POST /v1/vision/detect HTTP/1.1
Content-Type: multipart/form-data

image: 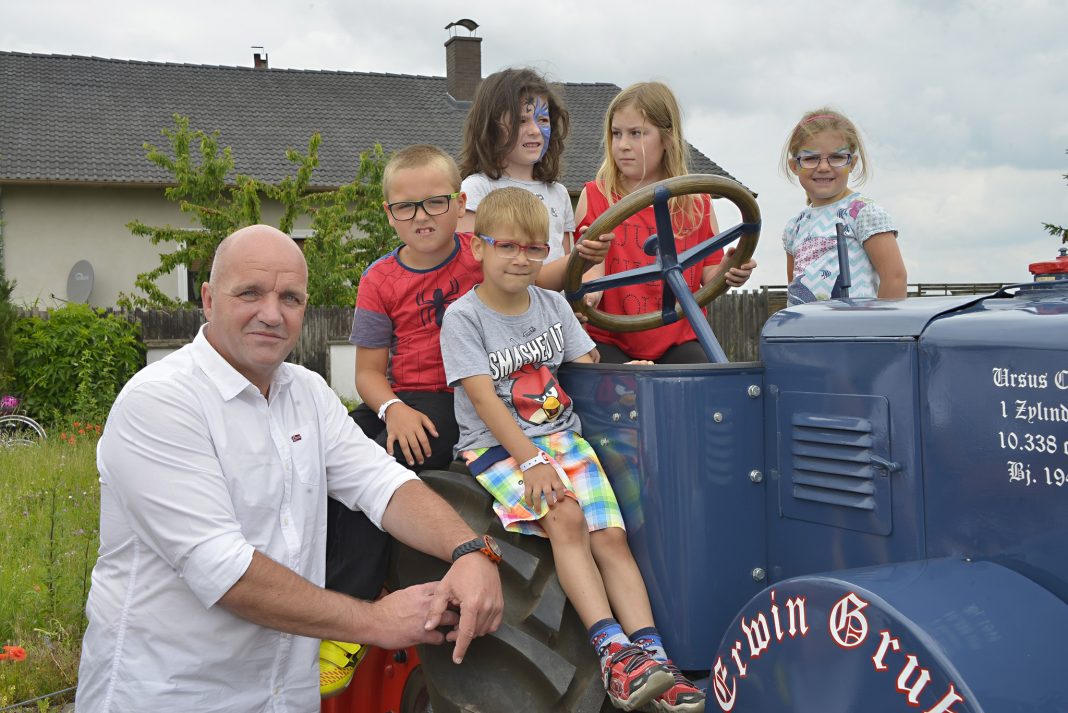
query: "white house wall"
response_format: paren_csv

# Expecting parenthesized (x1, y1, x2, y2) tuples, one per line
(2, 184, 296, 308)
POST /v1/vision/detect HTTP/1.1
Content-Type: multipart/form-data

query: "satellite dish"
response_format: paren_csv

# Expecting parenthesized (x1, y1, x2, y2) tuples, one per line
(67, 260, 94, 303)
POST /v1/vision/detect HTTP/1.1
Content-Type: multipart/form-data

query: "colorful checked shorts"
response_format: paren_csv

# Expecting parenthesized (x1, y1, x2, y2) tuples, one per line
(461, 430, 625, 537)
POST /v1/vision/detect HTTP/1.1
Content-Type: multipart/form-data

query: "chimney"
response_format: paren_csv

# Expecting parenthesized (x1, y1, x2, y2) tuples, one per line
(444, 19, 481, 102)
(252, 46, 268, 70)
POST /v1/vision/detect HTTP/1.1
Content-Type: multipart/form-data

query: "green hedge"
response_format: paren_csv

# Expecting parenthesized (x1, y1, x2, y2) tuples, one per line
(0, 269, 15, 392)
(12, 304, 144, 426)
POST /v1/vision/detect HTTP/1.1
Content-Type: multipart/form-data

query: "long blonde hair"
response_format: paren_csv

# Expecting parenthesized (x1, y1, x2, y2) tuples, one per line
(780, 107, 871, 186)
(594, 82, 705, 236)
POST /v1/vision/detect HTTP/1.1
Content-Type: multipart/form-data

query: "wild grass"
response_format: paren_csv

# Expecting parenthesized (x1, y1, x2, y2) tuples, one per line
(0, 423, 101, 710)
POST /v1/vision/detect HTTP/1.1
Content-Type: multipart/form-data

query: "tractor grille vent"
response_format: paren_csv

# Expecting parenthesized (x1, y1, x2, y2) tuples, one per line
(790, 413, 876, 510)
(777, 392, 893, 536)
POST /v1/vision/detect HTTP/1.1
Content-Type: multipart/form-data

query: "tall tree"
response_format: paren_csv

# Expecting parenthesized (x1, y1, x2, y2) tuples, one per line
(302, 144, 398, 307)
(1043, 148, 1068, 245)
(119, 115, 397, 308)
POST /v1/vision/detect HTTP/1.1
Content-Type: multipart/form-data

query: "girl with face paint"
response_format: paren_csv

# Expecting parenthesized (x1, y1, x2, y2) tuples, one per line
(459, 68, 609, 280)
(576, 81, 758, 364)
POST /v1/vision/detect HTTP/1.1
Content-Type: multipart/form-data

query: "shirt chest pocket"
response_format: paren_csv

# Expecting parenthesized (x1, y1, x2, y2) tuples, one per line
(287, 422, 322, 487)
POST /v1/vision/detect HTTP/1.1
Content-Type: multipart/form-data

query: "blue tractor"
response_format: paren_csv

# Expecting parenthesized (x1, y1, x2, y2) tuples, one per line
(388, 176, 1068, 712)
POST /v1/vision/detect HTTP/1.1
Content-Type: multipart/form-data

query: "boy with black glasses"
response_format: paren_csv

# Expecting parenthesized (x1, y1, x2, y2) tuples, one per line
(323, 146, 607, 697)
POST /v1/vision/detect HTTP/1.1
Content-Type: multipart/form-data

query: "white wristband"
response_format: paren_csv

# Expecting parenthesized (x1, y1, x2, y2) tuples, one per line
(377, 398, 402, 421)
(519, 451, 551, 472)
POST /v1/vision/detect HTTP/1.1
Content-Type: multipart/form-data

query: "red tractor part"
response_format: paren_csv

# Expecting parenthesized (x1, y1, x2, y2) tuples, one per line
(321, 645, 426, 713)
(1028, 247, 1068, 281)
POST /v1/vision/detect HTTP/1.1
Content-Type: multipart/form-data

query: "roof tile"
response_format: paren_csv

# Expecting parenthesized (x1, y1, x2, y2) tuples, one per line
(0, 52, 742, 190)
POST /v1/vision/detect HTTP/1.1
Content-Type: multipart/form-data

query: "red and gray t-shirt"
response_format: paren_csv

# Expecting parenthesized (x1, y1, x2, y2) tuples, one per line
(350, 233, 481, 392)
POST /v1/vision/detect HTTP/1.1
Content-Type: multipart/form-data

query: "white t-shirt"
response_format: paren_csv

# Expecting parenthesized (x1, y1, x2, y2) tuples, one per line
(76, 326, 417, 713)
(782, 192, 897, 305)
(461, 173, 576, 264)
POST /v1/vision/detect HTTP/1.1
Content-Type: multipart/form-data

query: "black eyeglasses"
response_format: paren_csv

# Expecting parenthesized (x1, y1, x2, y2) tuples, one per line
(792, 153, 853, 170)
(479, 235, 551, 262)
(386, 192, 460, 221)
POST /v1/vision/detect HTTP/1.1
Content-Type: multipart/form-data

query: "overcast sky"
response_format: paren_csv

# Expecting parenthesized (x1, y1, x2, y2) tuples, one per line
(5, 0, 1067, 286)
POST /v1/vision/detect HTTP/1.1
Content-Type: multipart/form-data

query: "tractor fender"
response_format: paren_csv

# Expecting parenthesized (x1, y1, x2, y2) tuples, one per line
(708, 557, 1068, 713)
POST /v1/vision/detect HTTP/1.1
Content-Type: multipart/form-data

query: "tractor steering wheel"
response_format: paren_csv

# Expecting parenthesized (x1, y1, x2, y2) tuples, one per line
(564, 174, 761, 363)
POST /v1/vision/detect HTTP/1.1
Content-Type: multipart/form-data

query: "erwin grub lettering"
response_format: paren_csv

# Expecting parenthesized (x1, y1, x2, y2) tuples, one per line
(712, 590, 809, 711)
(713, 590, 967, 712)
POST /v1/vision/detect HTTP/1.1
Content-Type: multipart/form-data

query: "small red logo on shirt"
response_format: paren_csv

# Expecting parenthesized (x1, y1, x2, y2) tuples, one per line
(291, 434, 302, 442)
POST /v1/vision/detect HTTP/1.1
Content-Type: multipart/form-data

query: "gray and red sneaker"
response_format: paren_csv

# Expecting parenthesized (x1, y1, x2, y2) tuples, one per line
(649, 660, 705, 713)
(600, 642, 674, 711)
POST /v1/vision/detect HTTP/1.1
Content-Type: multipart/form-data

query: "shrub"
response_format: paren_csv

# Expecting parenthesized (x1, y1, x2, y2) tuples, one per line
(12, 304, 144, 425)
(0, 266, 15, 392)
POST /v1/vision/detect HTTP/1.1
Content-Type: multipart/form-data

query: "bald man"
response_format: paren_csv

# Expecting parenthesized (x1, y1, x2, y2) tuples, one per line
(76, 225, 502, 713)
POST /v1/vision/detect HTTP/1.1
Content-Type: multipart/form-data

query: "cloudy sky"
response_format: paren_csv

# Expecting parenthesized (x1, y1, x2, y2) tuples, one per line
(5, 0, 1067, 286)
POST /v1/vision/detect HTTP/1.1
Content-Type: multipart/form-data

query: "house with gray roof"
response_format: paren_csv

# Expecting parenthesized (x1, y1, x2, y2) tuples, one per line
(0, 28, 739, 307)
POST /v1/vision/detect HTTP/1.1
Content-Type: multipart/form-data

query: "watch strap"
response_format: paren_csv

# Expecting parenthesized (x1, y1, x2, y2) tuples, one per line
(451, 535, 501, 564)
(519, 451, 550, 472)
(377, 398, 402, 421)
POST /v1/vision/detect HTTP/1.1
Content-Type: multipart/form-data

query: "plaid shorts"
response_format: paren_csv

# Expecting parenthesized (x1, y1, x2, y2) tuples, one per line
(461, 430, 625, 537)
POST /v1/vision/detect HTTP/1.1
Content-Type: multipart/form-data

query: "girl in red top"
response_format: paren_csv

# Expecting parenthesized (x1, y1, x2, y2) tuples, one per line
(576, 82, 757, 363)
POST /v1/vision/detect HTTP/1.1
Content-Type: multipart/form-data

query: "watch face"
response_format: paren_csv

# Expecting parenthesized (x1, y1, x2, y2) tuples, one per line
(483, 536, 502, 558)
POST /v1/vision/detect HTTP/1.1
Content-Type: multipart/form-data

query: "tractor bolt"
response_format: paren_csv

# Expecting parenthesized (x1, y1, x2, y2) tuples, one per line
(612, 413, 621, 422)
(747, 385, 761, 399)
(751, 567, 766, 582)
(599, 437, 610, 447)
(629, 410, 638, 420)
(713, 412, 724, 423)
(749, 469, 763, 483)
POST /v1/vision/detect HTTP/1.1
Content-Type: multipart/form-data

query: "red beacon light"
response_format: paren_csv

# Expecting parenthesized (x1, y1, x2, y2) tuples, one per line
(1029, 246, 1068, 283)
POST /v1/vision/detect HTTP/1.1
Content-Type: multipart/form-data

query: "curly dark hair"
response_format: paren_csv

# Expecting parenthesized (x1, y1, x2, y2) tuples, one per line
(458, 67, 570, 183)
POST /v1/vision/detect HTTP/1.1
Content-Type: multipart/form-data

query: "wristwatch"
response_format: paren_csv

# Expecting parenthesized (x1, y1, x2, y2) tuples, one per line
(451, 535, 502, 564)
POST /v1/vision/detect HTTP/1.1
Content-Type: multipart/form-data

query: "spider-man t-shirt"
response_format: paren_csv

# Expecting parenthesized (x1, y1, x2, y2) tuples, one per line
(350, 233, 480, 392)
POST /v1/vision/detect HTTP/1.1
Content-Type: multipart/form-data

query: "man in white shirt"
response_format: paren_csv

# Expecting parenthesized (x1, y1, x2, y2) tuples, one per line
(76, 225, 503, 713)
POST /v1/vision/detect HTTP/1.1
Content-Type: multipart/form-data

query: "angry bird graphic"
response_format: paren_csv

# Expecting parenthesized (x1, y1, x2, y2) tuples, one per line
(511, 363, 571, 425)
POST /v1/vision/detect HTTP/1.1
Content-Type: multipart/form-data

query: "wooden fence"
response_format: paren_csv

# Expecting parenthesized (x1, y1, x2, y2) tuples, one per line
(18, 282, 1006, 378)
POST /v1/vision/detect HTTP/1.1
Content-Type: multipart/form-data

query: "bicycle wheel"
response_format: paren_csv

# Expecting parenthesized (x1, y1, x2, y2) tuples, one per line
(0, 415, 47, 447)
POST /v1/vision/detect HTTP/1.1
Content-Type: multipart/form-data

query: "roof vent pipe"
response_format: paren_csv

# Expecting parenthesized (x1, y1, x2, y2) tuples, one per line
(252, 46, 268, 70)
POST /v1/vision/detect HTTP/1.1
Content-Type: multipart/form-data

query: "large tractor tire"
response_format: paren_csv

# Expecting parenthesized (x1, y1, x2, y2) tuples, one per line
(388, 468, 611, 713)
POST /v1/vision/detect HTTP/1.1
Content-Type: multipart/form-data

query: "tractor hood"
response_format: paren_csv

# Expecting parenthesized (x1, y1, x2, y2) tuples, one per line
(763, 294, 988, 339)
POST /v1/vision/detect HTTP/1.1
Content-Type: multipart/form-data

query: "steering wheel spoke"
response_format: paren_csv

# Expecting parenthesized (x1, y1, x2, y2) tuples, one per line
(567, 263, 665, 300)
(565, 175, 761, 362)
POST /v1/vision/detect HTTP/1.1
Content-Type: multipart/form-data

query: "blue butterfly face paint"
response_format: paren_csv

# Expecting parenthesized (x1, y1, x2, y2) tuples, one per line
(533, 97, 551, 161)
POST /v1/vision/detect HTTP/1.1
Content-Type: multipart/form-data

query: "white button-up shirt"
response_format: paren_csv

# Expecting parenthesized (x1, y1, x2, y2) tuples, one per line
(76, 327, 417, 713)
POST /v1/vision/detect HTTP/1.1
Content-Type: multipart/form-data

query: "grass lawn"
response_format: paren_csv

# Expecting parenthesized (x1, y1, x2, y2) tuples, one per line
(0, 424, 101, 709)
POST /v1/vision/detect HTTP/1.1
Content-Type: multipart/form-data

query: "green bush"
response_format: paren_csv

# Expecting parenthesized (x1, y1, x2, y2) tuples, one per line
(0, 267, 15, 392)
(12, 304, 144, 425)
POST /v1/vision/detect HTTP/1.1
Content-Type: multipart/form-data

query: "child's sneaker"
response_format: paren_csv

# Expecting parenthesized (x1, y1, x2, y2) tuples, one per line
(319, 640, 367, 698)
(649, 660, 705, 713)
(600, 642, 674, 711)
